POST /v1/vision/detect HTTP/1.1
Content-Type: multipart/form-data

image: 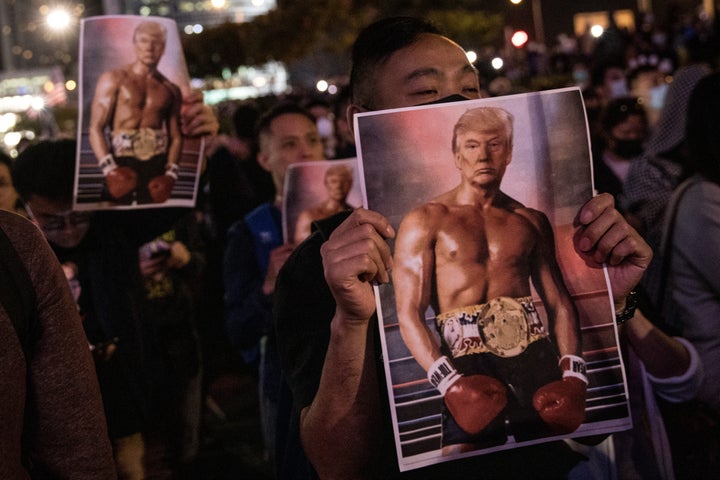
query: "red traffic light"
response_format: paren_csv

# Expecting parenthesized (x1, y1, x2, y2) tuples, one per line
(511, 30, 529, 48)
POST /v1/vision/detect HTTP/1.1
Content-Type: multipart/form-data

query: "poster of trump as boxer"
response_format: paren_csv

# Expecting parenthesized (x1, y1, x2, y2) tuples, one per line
(282, 158, 362, 244)
(75, 15, 203, 210)
(354, 87, 631, 472)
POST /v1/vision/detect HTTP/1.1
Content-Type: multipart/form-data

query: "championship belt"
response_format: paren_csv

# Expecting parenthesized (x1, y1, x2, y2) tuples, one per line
(436, 296, 548, 359)
(112, 128, 168, 161)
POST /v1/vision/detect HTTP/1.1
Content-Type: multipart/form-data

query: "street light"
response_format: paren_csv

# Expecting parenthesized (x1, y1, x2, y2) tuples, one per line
(509, 0, 545, 45)
(45, 7, 72, 32)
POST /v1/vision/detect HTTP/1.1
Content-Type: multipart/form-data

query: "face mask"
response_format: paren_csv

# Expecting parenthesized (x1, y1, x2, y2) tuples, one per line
(612, 138, 643, 158)
(316, 116, 334, 138)
(573, 70, 588, 86)
(609, 79, 629, 99)
(650, 83, 669, 110)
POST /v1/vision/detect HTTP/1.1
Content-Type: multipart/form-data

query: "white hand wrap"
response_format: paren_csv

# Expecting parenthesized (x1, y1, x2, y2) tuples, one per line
(165, 163, 179, 180)
(559, 354, 588, 384)
(427, 355, 462, 396)
(99, 154, 117, 175)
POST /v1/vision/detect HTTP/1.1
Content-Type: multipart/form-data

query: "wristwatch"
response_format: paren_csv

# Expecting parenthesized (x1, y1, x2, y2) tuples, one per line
(615, 290, 639, 325)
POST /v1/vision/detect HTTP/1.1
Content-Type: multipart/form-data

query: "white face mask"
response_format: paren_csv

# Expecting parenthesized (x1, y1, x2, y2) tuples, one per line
(609, 79, 629, 99)
(650, 83, 669, 110)
(316, 116, 334, 138)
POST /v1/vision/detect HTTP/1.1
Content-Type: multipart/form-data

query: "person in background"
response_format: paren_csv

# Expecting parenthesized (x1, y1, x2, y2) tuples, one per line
(657, 71, 720, 479)
(0, 208, 117, 478)
(223, 102, 325, 467)
(12, 96, 217, 479)
(304, 97, 337, 159)
(593, 96, 649, 199)
(274, 16, 652, 479)
(0, 152, 27, 216)
(621, 62, 712, 306)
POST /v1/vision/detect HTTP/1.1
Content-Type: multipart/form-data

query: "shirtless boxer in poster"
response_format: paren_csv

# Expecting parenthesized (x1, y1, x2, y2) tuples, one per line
(293, 163, 355, 243)
(89, 20, 182, 205)
(393, 106, 587, 455)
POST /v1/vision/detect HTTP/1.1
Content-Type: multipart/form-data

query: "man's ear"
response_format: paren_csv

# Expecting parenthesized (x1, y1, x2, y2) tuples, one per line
(256, 151, 271, 173)
(346, 103, 366, 137)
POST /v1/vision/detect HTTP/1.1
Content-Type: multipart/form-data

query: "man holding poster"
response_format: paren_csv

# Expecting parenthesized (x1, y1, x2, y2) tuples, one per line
(393, 106, 586, 455)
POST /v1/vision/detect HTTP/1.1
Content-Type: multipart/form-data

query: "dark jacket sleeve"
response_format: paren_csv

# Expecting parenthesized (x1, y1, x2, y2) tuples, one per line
(273, 211, 351, 412)
(223, 219, 272, 363)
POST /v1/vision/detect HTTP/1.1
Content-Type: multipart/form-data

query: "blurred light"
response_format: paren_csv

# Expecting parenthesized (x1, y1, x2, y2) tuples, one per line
(251, 0, 266, 6)
(46, 7, 71, 31)
(511, 30, 529, 48)
(30, 96, 45, 111)
(316, 80, 329, 93)
(327, 84, 338, 95)
(510, 0, 523, 4)
(466, 50, 477, 63)
(193, 24, 203, 34)
(139, 6, 151, 16)
(4, 131, 22, 147)
(184, 25, 194, 35)
(491, 57, 504, 70)
(211, 0, 226, 7)
(65, 80, 77, 91)
(0, 113, 18, 133)
(252, 76, 268, 88)
(590, 25, 604, 38)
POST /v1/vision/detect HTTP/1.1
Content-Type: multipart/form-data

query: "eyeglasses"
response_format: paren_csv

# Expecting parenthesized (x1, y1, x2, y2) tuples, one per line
(27, 205, 92, 232)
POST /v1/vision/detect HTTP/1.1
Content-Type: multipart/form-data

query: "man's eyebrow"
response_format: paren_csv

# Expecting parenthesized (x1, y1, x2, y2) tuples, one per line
(461, 63, 479, 76)
(404, 67, 441, 82)
(405, 64, 479, 82)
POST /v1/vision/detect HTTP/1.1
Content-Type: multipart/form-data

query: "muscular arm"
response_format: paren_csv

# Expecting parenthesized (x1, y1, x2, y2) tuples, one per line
(164, 83, 183, 169)
(293, 210, 313, 244)
(88, 71, 119, 163)
(394, 206, 442, 370)
(527, 210, 582, 357)
(276, 209, 393, 479)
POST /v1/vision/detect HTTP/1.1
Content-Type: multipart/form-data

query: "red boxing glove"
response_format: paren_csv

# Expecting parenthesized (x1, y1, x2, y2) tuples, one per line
(148, 174, 175, 203)
(428, 356, 507, 435)
(105, 166, 138, 199)
(533, 354, 588, 434)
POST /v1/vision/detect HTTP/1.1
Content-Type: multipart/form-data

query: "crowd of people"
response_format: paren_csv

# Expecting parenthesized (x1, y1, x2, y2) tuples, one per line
(1, 8, 719, 480)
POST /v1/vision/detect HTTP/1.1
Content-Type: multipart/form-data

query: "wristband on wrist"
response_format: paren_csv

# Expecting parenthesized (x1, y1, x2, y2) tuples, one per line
(99, 154, 116, 175)
(559, 354, 588, 384)
(427, 355, 462, 396)
(614, 290, 639, 325)
(165, 163, 179, 180)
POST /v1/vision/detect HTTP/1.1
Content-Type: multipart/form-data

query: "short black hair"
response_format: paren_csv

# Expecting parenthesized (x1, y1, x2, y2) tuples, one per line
(599, 96, 647, 133)
(13, 139, 76, 202)
(349, 16, 441, 108)
(255, 101, 317, 141)
(232, 102, 261, 139)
